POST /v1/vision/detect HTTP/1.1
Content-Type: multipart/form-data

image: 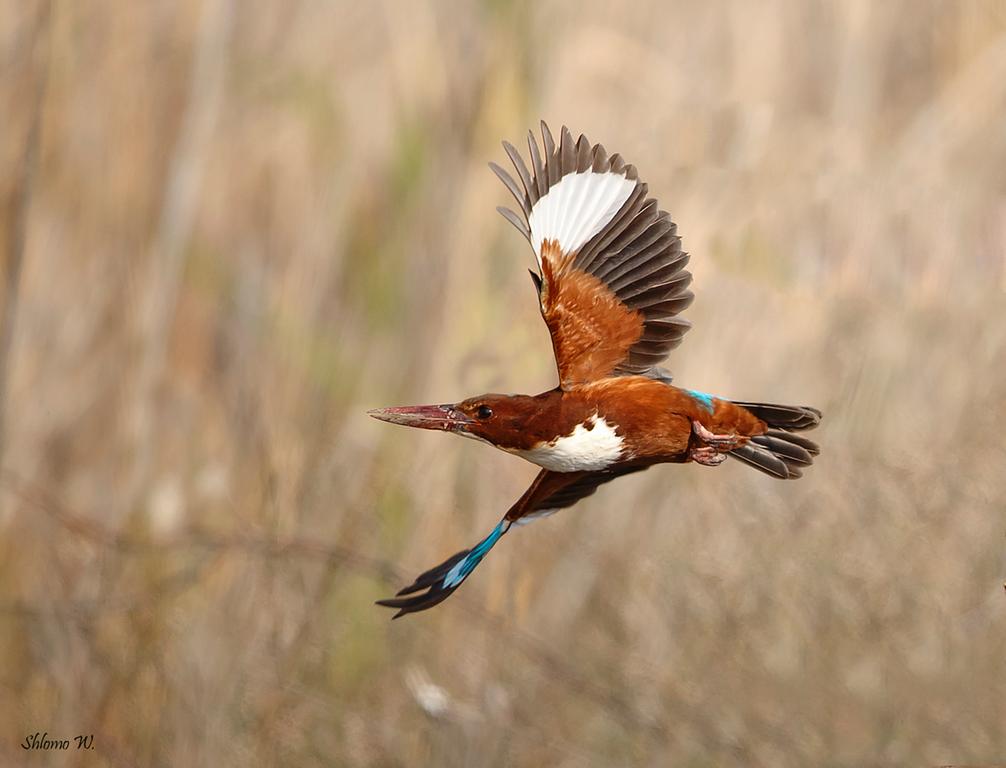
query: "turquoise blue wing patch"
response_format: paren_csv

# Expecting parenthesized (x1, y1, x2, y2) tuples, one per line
(686, 389, 715, 413)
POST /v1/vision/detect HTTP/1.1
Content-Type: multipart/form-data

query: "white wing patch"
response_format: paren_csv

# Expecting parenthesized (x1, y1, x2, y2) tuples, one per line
(528, 171, 636, 263)
(515, 414, 624, 472)
(512, 508, 559, 527)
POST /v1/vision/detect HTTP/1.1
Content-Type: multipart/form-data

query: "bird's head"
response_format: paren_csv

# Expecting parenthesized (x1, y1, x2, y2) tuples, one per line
(368, 392, 556, 451)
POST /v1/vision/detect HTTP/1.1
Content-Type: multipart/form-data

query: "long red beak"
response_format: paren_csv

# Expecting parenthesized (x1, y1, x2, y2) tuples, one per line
(367, 404, 473, 432)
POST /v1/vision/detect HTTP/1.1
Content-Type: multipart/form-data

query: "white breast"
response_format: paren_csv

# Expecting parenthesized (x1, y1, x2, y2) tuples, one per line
(515, 414, 624, 472)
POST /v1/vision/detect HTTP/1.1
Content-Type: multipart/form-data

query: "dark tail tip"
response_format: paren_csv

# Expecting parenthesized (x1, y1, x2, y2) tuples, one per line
(376, 520, 510, 619)
(730, 429, 821, 480)
(732, 401, 822, 432)
(726, 400, 821, 479)
(375, 549, 471, 619)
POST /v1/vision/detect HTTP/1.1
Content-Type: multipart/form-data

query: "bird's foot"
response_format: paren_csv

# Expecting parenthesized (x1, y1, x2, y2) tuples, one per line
(689, 445, 728, 466)
(692, 420, 745, 451)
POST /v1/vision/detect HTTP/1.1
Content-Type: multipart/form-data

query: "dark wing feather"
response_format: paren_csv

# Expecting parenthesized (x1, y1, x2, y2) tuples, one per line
(492, 121, 693, 386)
(376, 467, 649, 618)
(505, 466, 650, 524)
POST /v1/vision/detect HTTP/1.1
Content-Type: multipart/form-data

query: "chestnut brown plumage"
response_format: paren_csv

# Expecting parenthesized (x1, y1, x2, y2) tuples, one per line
(370, 122, 822, 618)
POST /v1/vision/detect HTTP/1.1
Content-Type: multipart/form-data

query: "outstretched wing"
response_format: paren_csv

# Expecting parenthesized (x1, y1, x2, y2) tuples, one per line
(376, 466, 649, 617)
(492, 122, 693, 388)
(505, 465, 651, 525)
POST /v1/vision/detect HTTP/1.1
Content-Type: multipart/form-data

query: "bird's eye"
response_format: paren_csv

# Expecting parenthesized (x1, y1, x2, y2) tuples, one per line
(476, 405, 493, 420)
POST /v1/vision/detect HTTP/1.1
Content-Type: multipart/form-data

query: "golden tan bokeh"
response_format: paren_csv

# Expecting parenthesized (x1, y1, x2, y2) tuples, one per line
(2, 1, 1005, 765)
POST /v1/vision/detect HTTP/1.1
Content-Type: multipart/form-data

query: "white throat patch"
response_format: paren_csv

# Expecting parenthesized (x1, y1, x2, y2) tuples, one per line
(515, 414, 624, 472)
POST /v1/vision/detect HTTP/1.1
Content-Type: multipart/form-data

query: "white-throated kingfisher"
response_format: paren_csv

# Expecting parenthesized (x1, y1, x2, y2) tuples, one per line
(370, 123, 821, 618)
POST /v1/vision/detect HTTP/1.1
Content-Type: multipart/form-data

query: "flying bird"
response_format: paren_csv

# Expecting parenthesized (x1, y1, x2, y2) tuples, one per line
(370, 122, 821, 618)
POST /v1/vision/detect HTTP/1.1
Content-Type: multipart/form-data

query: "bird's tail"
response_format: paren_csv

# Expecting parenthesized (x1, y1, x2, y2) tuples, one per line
(376, 519, 510, 618)
(729, 402, 822, 480)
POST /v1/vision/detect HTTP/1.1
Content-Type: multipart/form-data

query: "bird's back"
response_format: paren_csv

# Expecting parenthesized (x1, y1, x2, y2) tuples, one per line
(556, 378, 763, 463)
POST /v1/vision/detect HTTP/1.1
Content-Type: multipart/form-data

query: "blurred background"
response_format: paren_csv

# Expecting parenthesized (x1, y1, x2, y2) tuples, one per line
(2, 1, 1005, 765)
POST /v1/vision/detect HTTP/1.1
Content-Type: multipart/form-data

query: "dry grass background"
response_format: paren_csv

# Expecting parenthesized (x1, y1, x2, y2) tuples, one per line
(1, 1, 1005, 766)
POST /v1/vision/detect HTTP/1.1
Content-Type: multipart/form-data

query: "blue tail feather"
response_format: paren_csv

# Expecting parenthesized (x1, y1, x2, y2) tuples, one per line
(376, 519, 511, 618)
(443, 520, 507, 588)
